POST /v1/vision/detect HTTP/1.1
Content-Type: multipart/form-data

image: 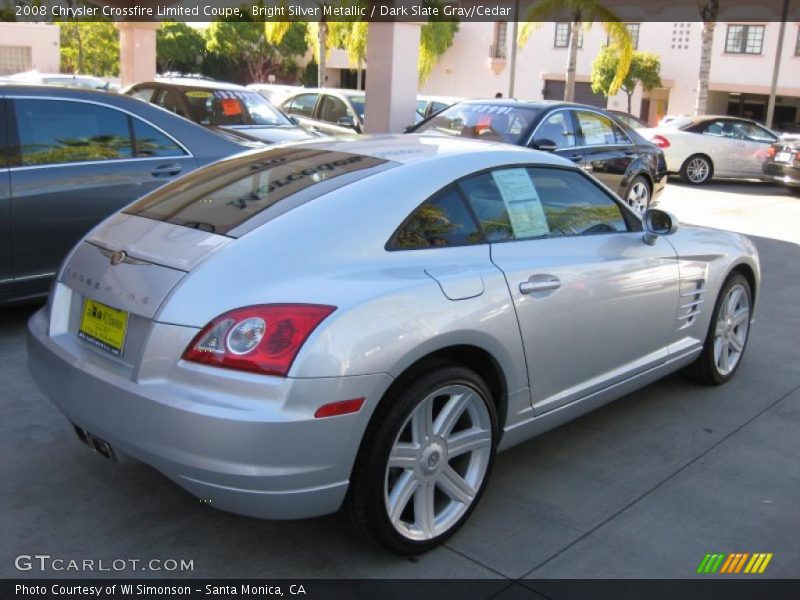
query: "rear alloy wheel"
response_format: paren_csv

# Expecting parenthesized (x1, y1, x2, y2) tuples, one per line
(346, 365, 497, 554)
(685, 273, 752, 385)
(681, 155, 713, 185)
(624, 176, 651, 215)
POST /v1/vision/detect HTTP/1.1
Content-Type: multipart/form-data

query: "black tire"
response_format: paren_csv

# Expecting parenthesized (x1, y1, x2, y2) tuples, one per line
(788, 187, 800, 197)
(685, 273, 752, 385)
(622, 175, 652, 215)
(345, 363, 498, 555)
(680, 154, 714, 185)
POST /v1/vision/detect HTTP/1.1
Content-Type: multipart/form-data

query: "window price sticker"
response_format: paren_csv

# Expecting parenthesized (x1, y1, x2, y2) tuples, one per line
(491, 168, 549, 238)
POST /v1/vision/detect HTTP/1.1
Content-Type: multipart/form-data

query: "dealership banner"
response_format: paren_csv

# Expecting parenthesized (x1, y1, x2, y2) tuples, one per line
(5, 579, 800, 599)
(3, 0, 799, 23)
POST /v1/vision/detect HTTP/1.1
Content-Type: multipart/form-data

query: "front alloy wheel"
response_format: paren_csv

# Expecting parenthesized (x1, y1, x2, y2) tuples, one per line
(713, 283, 751, 376)
(685, 273, 752, 385)
(346, 365, 497, 554)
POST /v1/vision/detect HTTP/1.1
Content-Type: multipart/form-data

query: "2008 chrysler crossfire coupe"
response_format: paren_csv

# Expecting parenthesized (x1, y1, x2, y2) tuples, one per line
(28, 135, 760, 554)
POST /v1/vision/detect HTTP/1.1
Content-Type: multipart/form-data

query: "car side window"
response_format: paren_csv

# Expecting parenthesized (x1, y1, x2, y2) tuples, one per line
(318, 95, 349, 125)
(388, 186, 483, 250)
(575, 110, 621, 146)
(532, 111, 577, 149)
(130, 87, 156, 102)
(286, 94, 318, 118)
(732, 122, 777, 143)
(702, 120, 735, 138)
(12, 99, 133, 166)
(131, 119, 187, 158)
(154, 90, 189, 119)
(459, 167, 629, 241)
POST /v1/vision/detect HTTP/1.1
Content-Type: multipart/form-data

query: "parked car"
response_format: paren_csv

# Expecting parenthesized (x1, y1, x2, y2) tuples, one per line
(640, 115, 780, 184)
(410, 99, 667, 214)
(415, 95, 462, 124)
(0, 84, 247, 305)
(763, 139, 800, 195)
(125, 78, 314, 144)
(6, 70, 117, 92)
(28, 135, 759, 555)
(248, 83, 302, 106)
(279, 88, 365, 135)
(608, 109, 648, 130)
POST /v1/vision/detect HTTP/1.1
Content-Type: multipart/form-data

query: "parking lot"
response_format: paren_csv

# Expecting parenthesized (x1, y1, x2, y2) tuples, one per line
(1, 180, 798, 584)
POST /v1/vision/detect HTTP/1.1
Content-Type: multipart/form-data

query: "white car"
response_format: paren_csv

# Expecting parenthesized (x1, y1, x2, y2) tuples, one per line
(248, 83, 303, 106)
(640, 116, 780, 184)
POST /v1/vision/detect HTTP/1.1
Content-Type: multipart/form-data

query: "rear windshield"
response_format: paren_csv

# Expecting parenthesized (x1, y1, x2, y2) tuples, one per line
(414, 103, 542, 145)
(125, 148, 389, 235)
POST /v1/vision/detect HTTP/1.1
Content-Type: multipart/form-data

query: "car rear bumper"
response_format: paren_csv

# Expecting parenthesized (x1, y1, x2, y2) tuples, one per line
(27, 307, 392, 520)
(762, 162, 800, 188)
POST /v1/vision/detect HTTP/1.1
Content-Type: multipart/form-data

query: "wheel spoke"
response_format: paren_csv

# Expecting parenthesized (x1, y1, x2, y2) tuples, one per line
(437, 465, 476, 505)
(388, 470, 419, 523)
(730, 332, 745, 353)
(414, 482, 436, 538)
(726, 287, 743, 317)
(433, 391, 473, 438)
(718, 340, 730, 372)
(388, 443, 419, 469)
(410, 397, 434, 443)
(732, 307, 749, 327)
(448, 427, 491, 458)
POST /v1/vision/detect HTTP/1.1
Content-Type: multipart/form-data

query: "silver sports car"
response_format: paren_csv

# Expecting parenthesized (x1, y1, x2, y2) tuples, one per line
(28, 135, 760, 554)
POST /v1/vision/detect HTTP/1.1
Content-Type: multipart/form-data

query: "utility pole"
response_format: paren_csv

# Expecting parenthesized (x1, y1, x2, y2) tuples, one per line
(765, 0, 789, 129)
(507, 0, 520, 99)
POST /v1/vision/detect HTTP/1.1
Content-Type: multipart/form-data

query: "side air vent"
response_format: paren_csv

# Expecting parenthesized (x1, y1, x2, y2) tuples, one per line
(676, 280, 706, 329)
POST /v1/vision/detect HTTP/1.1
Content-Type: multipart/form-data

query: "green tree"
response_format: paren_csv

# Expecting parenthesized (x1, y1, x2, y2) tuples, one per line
(266, 16, 331, 88)
(207, 16, 307, 83)
(518, 0, 633, 102)
(328, 19, 368, 89)
(156, 22, 205, 75)
(419, 19, 459, 84)
(591, 47, 662, 114)
(60, 21, 119, 76)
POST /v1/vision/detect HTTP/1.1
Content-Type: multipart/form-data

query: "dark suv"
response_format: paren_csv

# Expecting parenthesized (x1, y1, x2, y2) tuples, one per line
(126, 78, 315, 144)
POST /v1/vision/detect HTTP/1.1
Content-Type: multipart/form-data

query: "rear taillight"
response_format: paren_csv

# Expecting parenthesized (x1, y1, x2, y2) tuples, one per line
(651, 135, 671, 148)
(182, 304, 336, 377)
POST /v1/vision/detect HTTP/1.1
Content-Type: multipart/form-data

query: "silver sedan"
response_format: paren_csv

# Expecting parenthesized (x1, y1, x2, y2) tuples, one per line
(28, 135, 760, 554)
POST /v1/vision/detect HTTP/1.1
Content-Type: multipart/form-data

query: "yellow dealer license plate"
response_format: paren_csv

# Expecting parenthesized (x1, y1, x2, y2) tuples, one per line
(78, 299, 129, 357)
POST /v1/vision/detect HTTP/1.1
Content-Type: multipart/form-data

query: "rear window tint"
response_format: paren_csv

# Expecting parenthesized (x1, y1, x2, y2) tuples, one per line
(125, 148, 388, 235)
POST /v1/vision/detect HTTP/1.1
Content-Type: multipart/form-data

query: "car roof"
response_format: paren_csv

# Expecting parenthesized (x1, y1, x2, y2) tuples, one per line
(456, 98, 610, 112)
(292, 133, 570, 166)
(287, 87, 365, 98)
(150, 78, 251, 91)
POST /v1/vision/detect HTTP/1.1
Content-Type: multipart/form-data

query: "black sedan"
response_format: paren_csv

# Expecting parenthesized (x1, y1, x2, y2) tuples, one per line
(126, 78, 315, 144)
(410, 99, 667, 214)
(763, 140, 800, 195)
(0, 84, 247, 305)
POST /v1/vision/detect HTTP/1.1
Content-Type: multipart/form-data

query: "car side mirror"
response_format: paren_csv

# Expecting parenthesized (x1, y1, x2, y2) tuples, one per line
(642, 208, 679, 245)
(404, 124, 416, 133)
(288, 115, 300, 126)
(337, 115, 357, 129)
(532, 138, 558, 152)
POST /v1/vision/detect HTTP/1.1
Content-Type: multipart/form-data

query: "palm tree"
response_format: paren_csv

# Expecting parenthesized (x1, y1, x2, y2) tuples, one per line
(695, 0, 719, 115)
(517, 0, 633, 101)
(328, 21, 368, 90)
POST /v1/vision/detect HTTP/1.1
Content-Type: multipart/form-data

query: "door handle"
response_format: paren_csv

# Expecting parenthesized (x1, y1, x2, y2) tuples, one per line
(569, 153, 583, 162)
(151, 163, 182, 178)
(519, 275, 561, 294)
